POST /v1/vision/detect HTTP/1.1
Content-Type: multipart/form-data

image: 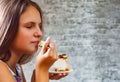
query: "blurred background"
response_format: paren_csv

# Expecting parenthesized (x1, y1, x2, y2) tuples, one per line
(22, 0, 120, 82)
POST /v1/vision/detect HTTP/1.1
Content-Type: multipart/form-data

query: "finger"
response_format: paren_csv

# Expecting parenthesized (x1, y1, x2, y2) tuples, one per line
(62, 73, 69, 76)
(58, 73, 68, 77)
(49, 42, 55, 53)
(47, 42, 56, 56)
(49, 73, 68, 80)
(49, 42, 58, 58)
(49, 73, 61, 80)
(41, 37, 50, 53)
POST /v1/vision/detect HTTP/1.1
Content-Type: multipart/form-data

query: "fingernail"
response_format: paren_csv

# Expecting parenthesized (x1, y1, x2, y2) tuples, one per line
(46, 37, 50, 41)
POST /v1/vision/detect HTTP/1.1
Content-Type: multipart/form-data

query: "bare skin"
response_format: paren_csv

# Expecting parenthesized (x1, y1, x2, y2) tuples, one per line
(0, 5, 68, 82)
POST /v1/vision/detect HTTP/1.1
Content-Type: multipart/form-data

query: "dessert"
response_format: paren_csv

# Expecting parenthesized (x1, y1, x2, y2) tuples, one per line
(39, 40, 44, 47)
(39, 41, 70, 72)
(53, 54, 70, 72)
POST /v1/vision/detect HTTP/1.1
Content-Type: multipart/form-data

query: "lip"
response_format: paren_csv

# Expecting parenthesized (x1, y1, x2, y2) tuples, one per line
(31, 41, 39, 46)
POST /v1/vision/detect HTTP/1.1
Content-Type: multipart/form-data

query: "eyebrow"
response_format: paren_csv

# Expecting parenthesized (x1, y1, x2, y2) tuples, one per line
(23, 21, 42, 25)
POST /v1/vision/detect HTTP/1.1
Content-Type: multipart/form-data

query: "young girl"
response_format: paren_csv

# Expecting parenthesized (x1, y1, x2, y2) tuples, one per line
(0, 0, 68, 82)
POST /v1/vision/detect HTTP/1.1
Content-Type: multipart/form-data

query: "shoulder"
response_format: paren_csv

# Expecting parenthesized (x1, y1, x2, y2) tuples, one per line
(0, 60, 9, 75)
(0, 60, 7, 69)
(0, 60, 15, 82)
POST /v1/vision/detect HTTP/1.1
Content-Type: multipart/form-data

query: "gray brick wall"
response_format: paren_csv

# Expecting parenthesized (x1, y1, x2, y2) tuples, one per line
(22, 0, 120, 82)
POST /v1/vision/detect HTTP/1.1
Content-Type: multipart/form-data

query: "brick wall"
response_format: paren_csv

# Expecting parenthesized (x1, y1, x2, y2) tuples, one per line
(23, 0, 120, 82)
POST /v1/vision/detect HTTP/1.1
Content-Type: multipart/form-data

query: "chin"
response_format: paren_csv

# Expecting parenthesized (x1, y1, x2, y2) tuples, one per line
(26, 48, 38, 54)
(31, 49, 37, 54)
(24, 46, 38, 54)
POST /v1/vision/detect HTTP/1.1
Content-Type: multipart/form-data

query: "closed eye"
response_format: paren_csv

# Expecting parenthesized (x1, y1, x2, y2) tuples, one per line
(26, 26, 33, 28)
(24, 23, 34, 29)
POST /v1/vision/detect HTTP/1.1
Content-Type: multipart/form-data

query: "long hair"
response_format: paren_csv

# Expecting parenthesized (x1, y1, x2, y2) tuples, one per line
(0, 0, 43, 64)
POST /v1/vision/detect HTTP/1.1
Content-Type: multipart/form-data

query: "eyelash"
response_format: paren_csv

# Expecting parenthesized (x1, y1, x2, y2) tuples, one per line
(26, 25, 33, 29)
(26, 26, 32, 28)
(25, 25, 42, 30)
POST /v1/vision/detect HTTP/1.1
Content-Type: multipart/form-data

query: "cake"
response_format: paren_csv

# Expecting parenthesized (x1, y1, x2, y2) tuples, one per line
(53, 54, 70, 72)
(39, 40, 44, 47)
(39, 41, 70, 72)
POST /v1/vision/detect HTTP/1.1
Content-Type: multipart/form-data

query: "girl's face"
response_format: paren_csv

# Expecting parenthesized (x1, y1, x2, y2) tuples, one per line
(10, 5, 42, 54)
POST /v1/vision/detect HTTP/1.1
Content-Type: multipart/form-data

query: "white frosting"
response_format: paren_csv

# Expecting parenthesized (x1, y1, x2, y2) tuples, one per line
(54, 59, 68, 70)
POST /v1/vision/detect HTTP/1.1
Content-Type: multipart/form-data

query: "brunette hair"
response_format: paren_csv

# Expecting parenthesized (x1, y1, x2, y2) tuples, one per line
(0, 0, 43, 64)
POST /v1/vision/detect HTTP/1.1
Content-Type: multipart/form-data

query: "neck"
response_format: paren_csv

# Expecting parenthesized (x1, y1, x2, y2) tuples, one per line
(6, 50, 23, 74)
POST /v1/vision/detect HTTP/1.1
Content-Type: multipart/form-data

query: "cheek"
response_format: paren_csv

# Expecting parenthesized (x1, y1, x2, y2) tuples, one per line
(13, 31, 32, 47)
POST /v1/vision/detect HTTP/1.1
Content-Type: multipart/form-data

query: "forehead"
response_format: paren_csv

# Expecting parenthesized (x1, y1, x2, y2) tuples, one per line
(20, 5, 41, 24)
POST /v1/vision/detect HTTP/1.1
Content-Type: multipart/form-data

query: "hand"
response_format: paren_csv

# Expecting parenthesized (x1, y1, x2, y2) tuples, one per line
(36, 37, 58, 70)
(49, 72, 68, 80)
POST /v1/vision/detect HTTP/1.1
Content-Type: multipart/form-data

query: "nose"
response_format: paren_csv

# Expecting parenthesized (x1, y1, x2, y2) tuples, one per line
(34, 26, 43, 37)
